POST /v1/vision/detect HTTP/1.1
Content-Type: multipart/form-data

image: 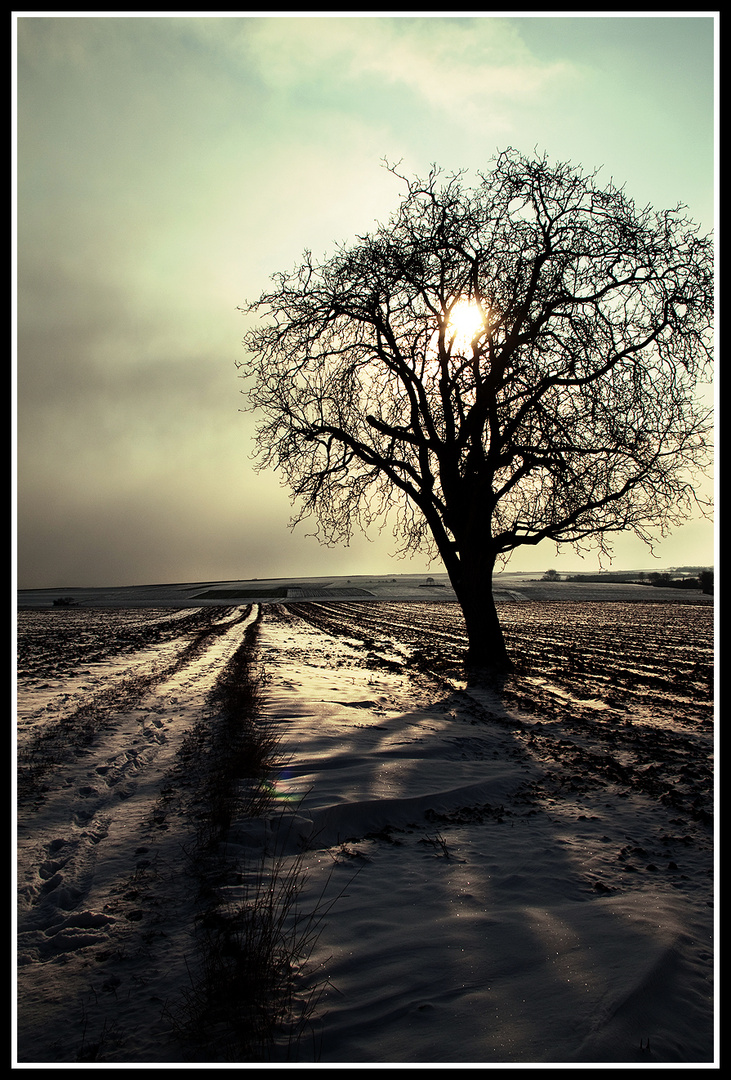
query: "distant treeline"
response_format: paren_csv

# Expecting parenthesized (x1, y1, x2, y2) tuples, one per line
(558, 569, 714, 594)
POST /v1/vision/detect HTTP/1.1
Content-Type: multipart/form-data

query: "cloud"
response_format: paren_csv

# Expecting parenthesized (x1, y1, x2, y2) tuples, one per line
(14, 14, 715, 588)
(242, 16, 580, 124)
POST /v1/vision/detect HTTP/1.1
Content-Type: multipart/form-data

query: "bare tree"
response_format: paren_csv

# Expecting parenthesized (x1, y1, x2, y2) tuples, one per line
(238, 149, 713, 672)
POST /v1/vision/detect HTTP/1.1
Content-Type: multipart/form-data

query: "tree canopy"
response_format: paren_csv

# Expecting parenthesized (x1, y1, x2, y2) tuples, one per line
(238, 149, 713, 671)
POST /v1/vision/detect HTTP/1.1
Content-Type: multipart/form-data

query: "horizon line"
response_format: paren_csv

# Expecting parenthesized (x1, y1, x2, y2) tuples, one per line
(16, 564, 714, 593)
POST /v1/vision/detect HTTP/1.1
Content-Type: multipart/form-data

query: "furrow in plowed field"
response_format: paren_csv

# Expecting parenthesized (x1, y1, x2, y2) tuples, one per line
(284, 600, 714, 833)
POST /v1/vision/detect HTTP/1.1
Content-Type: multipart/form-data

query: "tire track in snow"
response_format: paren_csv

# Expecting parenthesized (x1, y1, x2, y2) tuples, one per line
(17, 607, 247, 804)
(17, 606, 258, 969)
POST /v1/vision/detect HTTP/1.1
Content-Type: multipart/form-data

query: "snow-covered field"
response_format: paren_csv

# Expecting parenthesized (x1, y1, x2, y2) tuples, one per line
(14, 578, 716, 1066)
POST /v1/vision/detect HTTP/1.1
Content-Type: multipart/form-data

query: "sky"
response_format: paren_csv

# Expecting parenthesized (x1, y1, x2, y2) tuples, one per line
(13, 12, 717, 589)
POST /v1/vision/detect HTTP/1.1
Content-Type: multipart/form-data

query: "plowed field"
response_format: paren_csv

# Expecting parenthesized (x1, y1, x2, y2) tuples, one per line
(286, 599, 714, 831)
(15, 595, 715, 1064)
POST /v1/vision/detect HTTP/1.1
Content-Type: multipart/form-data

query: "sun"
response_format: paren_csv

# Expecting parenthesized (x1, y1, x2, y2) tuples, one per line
(446, 299, 486, 350)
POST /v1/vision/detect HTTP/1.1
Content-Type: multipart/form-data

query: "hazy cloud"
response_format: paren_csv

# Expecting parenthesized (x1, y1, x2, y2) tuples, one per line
(244, 17, 578, 110)
(14, 14, 715, 587)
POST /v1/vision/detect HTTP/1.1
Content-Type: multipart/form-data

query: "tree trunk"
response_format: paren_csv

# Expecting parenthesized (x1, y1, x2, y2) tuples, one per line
(448, 554, 512, 675)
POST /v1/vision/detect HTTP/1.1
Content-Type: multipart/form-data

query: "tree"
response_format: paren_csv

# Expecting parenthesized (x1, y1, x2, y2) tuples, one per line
(699, 569, 714, 595)
(238, 150, 713, 673)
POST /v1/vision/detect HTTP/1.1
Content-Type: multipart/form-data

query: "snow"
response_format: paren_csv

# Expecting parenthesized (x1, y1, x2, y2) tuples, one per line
(16, 606, 261, 1064)
(252, 613, 716, 1066)
(14, 583, 717, 1066)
